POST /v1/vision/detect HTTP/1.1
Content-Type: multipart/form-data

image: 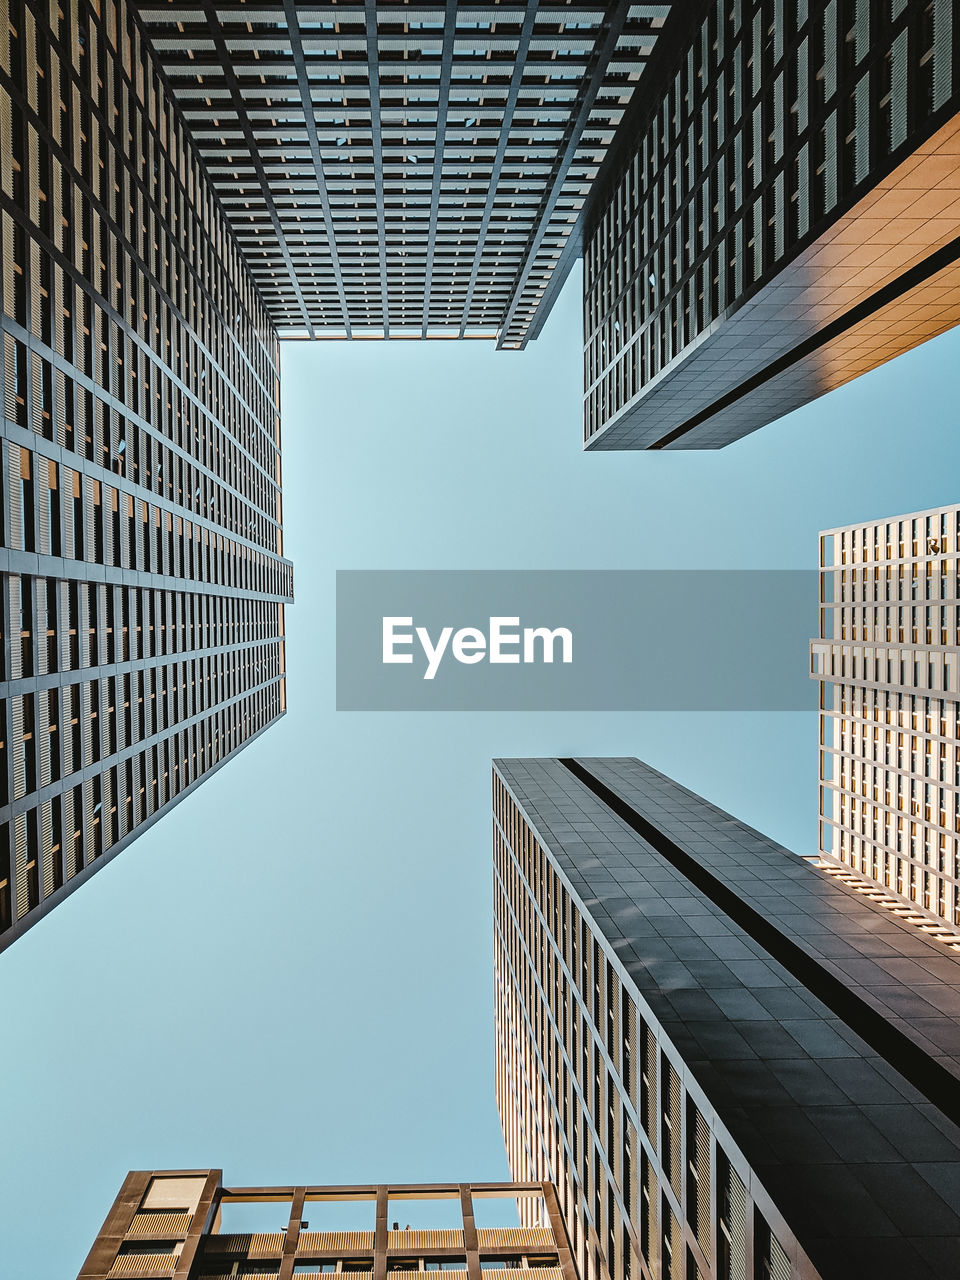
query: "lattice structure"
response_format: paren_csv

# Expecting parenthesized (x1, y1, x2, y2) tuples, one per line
(493, 757, 960, 1280)
(812, 504, 960, 942)
(583, 0, 960, 449)
(0, 0, 293, 950)
(77, 1172, 578, 1280)
(133, 0, 674, 344)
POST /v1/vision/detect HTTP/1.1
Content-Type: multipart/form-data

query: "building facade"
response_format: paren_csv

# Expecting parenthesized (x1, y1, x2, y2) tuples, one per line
(811, 503, 960, 943)
(77, 1171, 578, 1280)
(132, 0, 678, 347)
(493, 756, 960, 1280)
(0, 0, 293, 950)
(582, 0, 960, 449)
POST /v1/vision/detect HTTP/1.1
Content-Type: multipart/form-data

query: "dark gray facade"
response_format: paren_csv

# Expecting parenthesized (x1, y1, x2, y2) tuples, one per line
(583, 0, 960, 449)
(132, 0, 677, 347)
(493, 756, 960, 1280)
(0, 0, 293, 950)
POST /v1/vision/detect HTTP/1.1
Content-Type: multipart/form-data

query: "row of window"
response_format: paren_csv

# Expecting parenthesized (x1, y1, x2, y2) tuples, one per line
(824, 598, 960, 635)
(126, 1253, 560, 1277)
(492, 778, 792, 1280)
(826, 557, 960, 585)
(583, 0, 953, 436)
(233, 1258, 558, 1274)
(818, 648, 958, 695)
(825, 702, 960, 763)
(494, 856, 701, 1279)
(4, 0, 279, 435)
(832, 790, 960, 868)
(829, 832, 960, 927)
(823, 575, 960, 616)
(822, 613, 960, 648)
(0, 193, 279, 502)
(192, 1265, 556, 1280)
(821, 687, 960, 925)
(2, 443, 292, 598)
(142, 7, 645, 343)
(832, 775, 960, 839)
(0, 681, 281, 932)
(2, 317, 281, 555)
(0, 643, 283, 807)
(834, 748, 960, 792)
(1, 577, 283, 680)
(829, 686, 960, 737)
(822, 509, 960, 565)
(4, 0, 286, 554)
(826, 567, 960, 600)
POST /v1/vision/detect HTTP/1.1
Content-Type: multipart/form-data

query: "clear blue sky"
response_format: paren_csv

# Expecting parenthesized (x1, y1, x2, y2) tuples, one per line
(2, 267, 959, 1276)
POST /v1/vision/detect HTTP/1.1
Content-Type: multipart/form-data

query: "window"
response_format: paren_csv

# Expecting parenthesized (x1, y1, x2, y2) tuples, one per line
(117, 1243, 181, 1257)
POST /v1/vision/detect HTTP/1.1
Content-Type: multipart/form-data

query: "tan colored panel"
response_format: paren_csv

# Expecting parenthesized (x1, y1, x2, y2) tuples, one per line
(297, 1231, 376, 1253)
(203, 1232, 285, 1257)
(106, 1257, 178, 1278)
(476, 1230, 555, 1250)
(482, 1270, 562, 1280)
(141, 1177, 207, 1213)
(126, 1213, 192, 1238)
(387, 1230, 465, 1252)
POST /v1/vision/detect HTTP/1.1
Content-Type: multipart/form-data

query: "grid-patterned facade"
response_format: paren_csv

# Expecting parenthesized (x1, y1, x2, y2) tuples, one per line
(811, 503, 960, 945)
(132, 0, 675, 346)
(493, 757, 960, 1280)
(0, 0, 293, 950)
(77, 1171, 579, 1280)
(583, 0, 960, 449)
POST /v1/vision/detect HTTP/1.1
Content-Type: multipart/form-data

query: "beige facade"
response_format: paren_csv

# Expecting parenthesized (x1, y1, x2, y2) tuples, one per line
(811, 504, 960, 945)
(77, 1171, 578, 1280)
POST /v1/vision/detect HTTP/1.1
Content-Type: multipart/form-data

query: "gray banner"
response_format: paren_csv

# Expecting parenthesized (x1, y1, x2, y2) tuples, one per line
(335, 570, 819, 711)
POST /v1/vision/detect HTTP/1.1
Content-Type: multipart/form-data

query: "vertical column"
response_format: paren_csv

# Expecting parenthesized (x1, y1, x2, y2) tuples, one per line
(542, 1180, 579, 1280)
(278, 1187, 307, 1280)
(743, 1202, 756, 1280)
(76, 1171, 152, 1280)
(176, 1170, 223, 1278)
(374, 1185, 389, 1280)
(460, 1185, 481, 1280)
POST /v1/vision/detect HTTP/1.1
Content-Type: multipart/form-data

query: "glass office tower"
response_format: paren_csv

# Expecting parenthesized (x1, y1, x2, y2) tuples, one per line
(77, 1170, 577, 1280)
(131, 0, 678, 346)
(812, 503, 960, 943)
(583, 0, 960, 449)
(0, 0, 293, 949)
(493, 757, 960, 1280)
(1, 0, 691, 947)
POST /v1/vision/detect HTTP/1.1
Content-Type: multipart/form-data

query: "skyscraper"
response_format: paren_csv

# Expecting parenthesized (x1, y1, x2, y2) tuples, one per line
(582, 0, 960, 450)
(812, 503, 960, 943)
(0, 0, 683, 945)
(7, 0, 958, 945)
(76, 1170, 577, 1280)
(493, 756, 960, 1280)
(0, 0, 293, 949)
(131, 0, 678, 346)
